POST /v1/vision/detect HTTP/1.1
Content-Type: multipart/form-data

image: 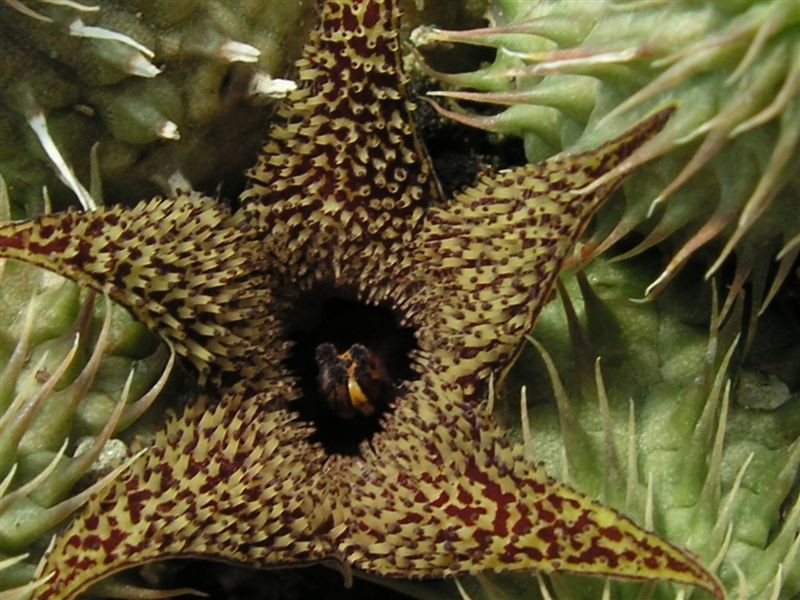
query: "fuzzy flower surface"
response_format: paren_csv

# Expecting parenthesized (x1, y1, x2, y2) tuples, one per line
(0, 1, 725, 599)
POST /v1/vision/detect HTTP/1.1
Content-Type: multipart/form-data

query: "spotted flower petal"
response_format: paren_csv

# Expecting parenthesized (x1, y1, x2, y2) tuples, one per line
(0, 193, 275, 393)
(241, 0, 441, 262)
(0, 1, 725, 599)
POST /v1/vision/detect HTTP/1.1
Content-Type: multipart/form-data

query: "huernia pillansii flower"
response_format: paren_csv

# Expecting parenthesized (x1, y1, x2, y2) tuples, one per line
(0, 1, 735, 599)
(414, 0, 800, 317)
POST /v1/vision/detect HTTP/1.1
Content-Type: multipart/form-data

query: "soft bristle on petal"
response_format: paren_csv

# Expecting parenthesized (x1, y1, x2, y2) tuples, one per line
(342, 396, 726, 599)
(414, 107, 674, 400)
(0, 194, 273, 393)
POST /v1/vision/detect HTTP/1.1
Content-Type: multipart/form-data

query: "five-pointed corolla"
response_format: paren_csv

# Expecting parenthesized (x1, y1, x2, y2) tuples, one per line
(0, 1, 724, 599)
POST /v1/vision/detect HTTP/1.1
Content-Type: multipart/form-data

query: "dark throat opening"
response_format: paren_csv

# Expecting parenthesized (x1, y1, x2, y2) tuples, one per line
(284, 288, 418, 456)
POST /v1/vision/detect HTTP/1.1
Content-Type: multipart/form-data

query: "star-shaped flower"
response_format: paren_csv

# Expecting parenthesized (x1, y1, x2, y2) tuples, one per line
(0, 1, 725, 599)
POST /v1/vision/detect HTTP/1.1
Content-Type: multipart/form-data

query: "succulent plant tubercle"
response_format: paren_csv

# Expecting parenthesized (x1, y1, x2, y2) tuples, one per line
(0, 1, 798, 600)
(0, 0, 317, 213)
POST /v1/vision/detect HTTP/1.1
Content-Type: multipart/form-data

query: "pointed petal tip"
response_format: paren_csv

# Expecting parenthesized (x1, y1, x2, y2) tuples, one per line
(560, 492, 725, 599)
(616, 104, 677, 157)
(571, 104, 676, 196)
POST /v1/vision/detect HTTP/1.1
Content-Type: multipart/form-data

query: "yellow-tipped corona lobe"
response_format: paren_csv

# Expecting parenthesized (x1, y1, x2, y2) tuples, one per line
(0, 1, 725, 599)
